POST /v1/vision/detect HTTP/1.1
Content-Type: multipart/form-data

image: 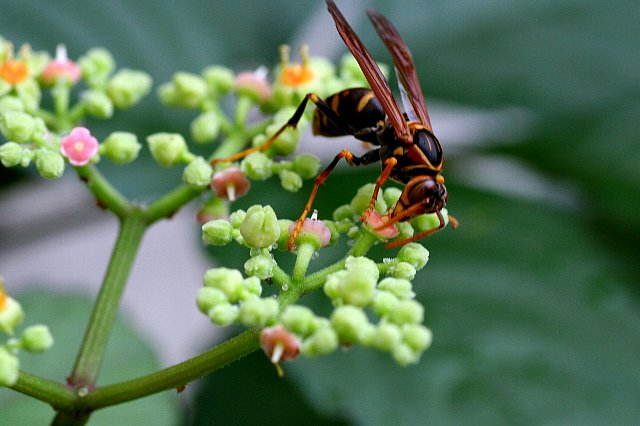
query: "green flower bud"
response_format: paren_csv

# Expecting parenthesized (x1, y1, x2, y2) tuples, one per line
(275, 219, 294, 250)
(397, 243, 430, 270)
(387, 300, 424, 325)
(82, 89, 113, 119)
(263, 122, 300, 156)
(157, 82, 179, 106)
(203, 268, 244, 302)
(373, 291, 399, 317)
(0, 96, 24, 113)
(202, 65, 235, 98)
(101, 131, 141, 164)
(0, 142, 23, 167)
(330, 305, 372, 344)
(291, 153, 320, 179)
(281, 305, 317, 338)
(371, 321, 402, 352)
(147, 132, 189, 166)
(183, 156, 213, 187)
(345, 256, 380, 281)
(191, 111, 222, 144)
(208, 303, 239, 326)
(202, 219, 234, 246)
(16, 80, 41, 113)
(350, 183, 387, 215)
(0, 347, 19, 386)
(333, 204, 355, 222)
(241, 152, 273, 180)
(390, 262, 417, 281)
(301, 327, 338, 356)
(172, 71, 207, 108)
(377, 278, 415, 300)
(20, 324, 54, 352)
(279, 169, 302, 192)
(402, 324, 432, 353)
(241, 277, 263, 299)
(0, 111, 35, 143)
(383, 187, 402, 207)
(229, 209, 247, 228)
(78, 48, 115, 86)
(391, 343, 420, 366)
(35, 149, 64, 179)
(0, 295, 24, 335)
(412, 212, 441, 234)
(244, 254, 275, 280)
(107, 69, 152, 109)
(240, 205, 280, 249)
(238, 296, 279, 327)
(196, 287, 228, 314)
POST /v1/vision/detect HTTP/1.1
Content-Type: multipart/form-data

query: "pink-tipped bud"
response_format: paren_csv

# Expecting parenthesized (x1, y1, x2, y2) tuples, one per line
(210, 167, 251, 201)
(260, 325, 301, 364)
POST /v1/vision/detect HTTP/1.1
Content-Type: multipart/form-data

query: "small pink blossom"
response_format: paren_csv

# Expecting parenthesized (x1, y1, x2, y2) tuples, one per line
(289, 210, 331, 248)
(234, 67, 271, 102)
(260, 325, 300, 364)
(364, 210, 400, 239)
(41, 45, 81, 85)
(60, 127, 99, 166)
(210, 167, 251, 201)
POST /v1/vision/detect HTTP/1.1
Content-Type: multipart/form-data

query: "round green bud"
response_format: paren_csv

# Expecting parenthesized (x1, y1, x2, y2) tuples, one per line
(281, 305, 317, 338)
(244, 254, 275, 280)
(275, 219, 294, 250)
(0, 111, 35, 143)
(397, 243, 430, 270)
(78, 48, 115, 86)
(107, 69, 152, 109)
(183, 156, 213, 187)
(147, 132, 189, 166)
(20, 324, 54, 352)
(35, 149, 64, 179)
(0, 96, 24, 113)
(196, 287, 228, 314)
(387, 300, 424, 325)
(301, 327, 338, 356)
(373, 290, 399, 317)
(279, 169, 302, 192)
(323, 220, 340, 246)
(291, 154, 321, 179)
(0, 296, 24, 335)
(238, 296, 279, 327)
(333, 204, 355, 222)
(412, 212, 441, 234)
(82, 89, 113, 119)
(402, 324, 432, 353)
(350, 183, 387, 215)
(16, 79, 41, 113)
(172, 71, 207, 108)
(202, 219, 234, 246)
(327, 269, 376, 308)
(330, 305, 372, 344)
(0, 142, 24, 167)
(241, 276, 263, 299)
(208, 304, 239, 326)
(390, 262, 417, 281)
(391, 343, 420, 366)
(202, 65, 235, 98)
(191, 111, 222, 144)
(241, 152, 273, 181)
(0, 347, 19, 387)
(157, 82, 179, 106)
(383, 186, 402, 207)
(101, 131, 141, 164)
(377, 278, 415, 300)
(371, 321, 402, 352)
(240, 205, 280, 249)
(203, 268, 244, 302)
(345, 256, 379, 281)
(229, 209, 247, 228)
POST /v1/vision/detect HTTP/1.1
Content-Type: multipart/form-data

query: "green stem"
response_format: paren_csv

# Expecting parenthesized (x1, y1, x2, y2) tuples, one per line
(234, 95, 253, 128)
(68, 212, 147, 388)
(144, 184, 203, 224)
(74, 165, 131, 220)
(292, 242, 316, 284)
(11, 371, 75, 411)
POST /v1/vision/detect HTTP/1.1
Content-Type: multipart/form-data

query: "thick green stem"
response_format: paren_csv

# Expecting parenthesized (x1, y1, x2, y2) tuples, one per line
(68, 212, 147, 388)
(144, 184, 203, 224)
(74, 165, 131, 219)
(11, 371, 75, 411)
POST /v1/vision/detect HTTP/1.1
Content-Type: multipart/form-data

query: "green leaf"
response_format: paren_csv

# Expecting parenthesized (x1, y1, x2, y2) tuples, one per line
(0, 290, 180, 426)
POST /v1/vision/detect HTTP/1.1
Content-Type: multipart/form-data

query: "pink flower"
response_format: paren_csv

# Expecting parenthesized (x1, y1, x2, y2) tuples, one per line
(234, 67, 271, 103)
(364, 210, 400, 239)
(60, 127, 99, 166)
(210, 167, 251, 201)
(289, 210, 331, 248)
(41, 45, 81, 85)
(260, 325, 300, 364)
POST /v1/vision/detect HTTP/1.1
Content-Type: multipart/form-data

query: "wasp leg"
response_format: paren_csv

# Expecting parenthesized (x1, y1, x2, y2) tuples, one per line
(360, 157, 397, 222)
(384, 208, 446, 249)
(288, 148, 380, 251)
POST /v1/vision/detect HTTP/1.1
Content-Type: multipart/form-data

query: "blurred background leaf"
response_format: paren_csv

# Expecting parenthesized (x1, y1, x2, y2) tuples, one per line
(1, 0, 639, 424)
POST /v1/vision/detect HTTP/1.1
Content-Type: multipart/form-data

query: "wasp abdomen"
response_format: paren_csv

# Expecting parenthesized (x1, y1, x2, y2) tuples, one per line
(312, 88, 385, 142)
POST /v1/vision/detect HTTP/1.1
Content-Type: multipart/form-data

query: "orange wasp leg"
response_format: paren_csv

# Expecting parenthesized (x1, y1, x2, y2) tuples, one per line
(384, 208, 446, 249)
(360, 157, 398, 221)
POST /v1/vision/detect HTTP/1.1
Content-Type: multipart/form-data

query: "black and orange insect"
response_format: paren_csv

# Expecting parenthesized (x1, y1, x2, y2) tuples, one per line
(213, 0, 457, 250)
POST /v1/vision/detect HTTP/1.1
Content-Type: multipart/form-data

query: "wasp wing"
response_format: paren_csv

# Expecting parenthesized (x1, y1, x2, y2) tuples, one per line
(326, 0, 410, 141)
(367, 8, 433, 132)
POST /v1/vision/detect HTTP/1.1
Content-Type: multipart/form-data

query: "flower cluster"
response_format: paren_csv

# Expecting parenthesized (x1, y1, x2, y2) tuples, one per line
(0, 279, 54, 386)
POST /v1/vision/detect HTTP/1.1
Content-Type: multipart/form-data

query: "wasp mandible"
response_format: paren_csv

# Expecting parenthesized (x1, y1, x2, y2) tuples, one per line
(212, 0, 458, 250)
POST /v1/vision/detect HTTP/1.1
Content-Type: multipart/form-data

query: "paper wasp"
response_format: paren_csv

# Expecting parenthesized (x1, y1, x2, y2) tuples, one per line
(213, 0, 457, 250)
